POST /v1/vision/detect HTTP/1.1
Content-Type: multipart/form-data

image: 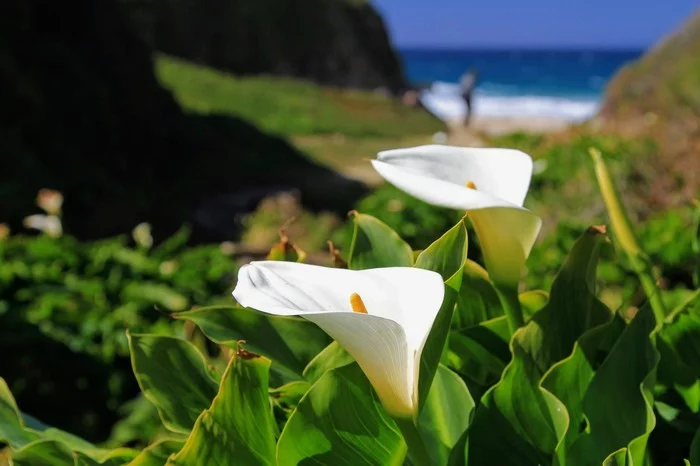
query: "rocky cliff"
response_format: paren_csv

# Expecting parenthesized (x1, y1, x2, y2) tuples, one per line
(121, 0, 407, 93)
(1, 0, 366, 241)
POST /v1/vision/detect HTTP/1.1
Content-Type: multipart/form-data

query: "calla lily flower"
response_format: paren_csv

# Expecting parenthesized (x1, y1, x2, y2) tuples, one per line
(232, 261, 445, 419)
(371, 145, 542, 286)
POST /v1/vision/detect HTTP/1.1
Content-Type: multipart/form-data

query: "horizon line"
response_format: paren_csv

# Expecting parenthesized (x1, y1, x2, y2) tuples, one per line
(394, 44, 648, 52)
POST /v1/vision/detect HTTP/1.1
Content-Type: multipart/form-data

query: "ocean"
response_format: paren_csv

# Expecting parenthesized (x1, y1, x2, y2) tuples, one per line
(398, 49, 643, 122)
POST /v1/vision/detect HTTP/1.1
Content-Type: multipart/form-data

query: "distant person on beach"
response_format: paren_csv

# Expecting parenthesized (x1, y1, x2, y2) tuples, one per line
(459, 69, 479, 126)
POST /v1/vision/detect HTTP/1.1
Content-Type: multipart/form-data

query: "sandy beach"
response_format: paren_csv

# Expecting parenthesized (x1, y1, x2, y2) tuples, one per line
(445, 115, 571, 146)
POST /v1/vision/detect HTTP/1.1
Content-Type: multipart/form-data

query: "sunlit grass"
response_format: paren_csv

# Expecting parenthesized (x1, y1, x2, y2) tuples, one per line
(155, 55, 443, 139)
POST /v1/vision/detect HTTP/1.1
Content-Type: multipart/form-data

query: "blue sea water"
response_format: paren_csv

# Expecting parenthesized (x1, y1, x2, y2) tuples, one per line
(398, 49, 643, 121)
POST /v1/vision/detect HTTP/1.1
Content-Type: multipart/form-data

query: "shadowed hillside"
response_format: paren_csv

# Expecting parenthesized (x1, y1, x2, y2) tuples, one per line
(0, 0, 367, 241)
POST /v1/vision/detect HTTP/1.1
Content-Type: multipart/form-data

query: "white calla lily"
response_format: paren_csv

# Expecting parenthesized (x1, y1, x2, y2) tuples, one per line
(371, 145, 542, 287)
(232, 261, 445, 419)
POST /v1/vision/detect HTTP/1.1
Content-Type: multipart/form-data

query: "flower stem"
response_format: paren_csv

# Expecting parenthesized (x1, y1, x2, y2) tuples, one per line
(495, 283, 525, 335)
(395, 417, 432, 465)
(589, 148, 666, 324)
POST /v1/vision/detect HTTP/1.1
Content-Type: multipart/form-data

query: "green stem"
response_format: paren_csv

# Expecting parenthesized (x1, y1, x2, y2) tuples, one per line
(590, 148, 667, 324)
(395, 417, 432, 466)
(631, 254, 668, 324)
(495, 283, 524, 335)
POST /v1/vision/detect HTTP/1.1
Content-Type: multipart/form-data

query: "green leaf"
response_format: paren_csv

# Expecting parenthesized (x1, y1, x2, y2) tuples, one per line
(92, 448, 139, 465)
(414, 221, 468, 412)
(347, 212, 413, 270)
(544, 305, 659, 465)
(414, 220, 468, 281)
(303, 341, 354, 384)
(447, 316, 511, 388)
(602, 448, 629, 465)
(167, 349, 277, 466)
(10, 440, 74, 466)
(34, 428, 112, 461)
(462, 227, 613, 462)
(127, 440, 183, 466)
(656, 293, 700, 412)
(0, 378, 39, 449)
(0, 382, 128, 462)
(518, 226, 613, 374)
(277, 363, 406, 466)
(519, 290, 549, 320)
(690, 427, 700, 465)
(417, 271, 461, 414)
(270, 381, 310, 416)
(418, 365, 474, 466)
(176, 305, 330, 382)
(466, 336, 569, 465)
(659, 295, 700, 379)
(452, 260, 503, 329)
(75, 451, 136, 466)
(542, 315, 625, 463)
(128, 333, 218, 434)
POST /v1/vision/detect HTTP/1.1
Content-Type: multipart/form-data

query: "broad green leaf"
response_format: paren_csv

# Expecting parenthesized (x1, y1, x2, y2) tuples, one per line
(277, 363, 406, 466)
(466, 336, 569, 465)
(176, 305, 330, 382)
(347, 212, 413, 270)
(656, 294, 700, 412)
(462, 228, 610, 463)
(303, 341, 354, 384)
(546, 305, 658, 465)
(74, 451, 136, 466)
(415, 221, 468, 412)
(414, 220, 468, 281)
(657, 337, 700, 413)
(418, 365, 474, 466)
(519, 290, 549, 320)
(10, 440, 74, 466)
(93, 448, 139, 465)
(659, 295, 700, 378)
(74, 453, 101, 466)
(453, 260, 503, 329)
(690, 427, 700, 465)
(167, 349, 277, 466)
(0, 378, 39, 449)
(36, 430, 111, 461)
(447, 316, 510, 388)
(270, 381, 310, 416)
(542, 315, 625, 463)
(602, 448, 629, 465)
(0, 381, 128, 462)
(417, 271, 461, 413)
(519, 226, 613, 374)
(128, 440, 183, 466)
(128, 333, 218, 434)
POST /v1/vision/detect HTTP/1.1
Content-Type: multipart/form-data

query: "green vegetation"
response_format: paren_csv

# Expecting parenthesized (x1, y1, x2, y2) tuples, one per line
(3, 186, 700, 463)
(601, 9, 700, 207)
(156, 55, 442, 139)
(1, 224, 237, 442)
(3, 3, 700, 463)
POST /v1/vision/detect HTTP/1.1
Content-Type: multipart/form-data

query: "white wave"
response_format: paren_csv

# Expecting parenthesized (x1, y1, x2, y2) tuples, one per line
(419, 81, 599, 123)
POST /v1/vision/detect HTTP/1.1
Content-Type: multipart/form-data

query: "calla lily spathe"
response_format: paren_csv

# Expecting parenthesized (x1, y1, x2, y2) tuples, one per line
(232, 261, 445, 418)
(371, 145, 542, 286)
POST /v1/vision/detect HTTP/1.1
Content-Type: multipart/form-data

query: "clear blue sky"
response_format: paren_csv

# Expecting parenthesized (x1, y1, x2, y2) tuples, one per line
(372, 0, 698, 48)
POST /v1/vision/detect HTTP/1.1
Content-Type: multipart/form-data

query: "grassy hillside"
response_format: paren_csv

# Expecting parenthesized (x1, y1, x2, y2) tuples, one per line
(600, 8, 700, 206)
(156, 55, 442, 139)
